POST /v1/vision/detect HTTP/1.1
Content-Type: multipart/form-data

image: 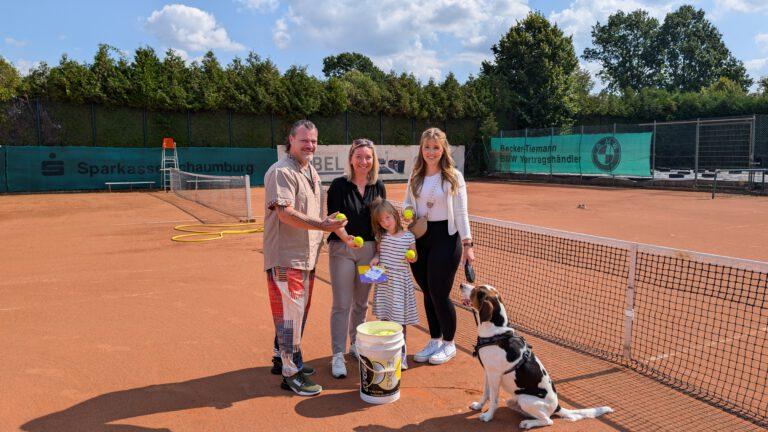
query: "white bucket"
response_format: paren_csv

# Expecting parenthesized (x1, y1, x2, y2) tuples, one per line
(355, 321, 404, 404)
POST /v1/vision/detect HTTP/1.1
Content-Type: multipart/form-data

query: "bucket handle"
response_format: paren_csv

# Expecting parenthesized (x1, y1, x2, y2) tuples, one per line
(357, 357, 399, 374)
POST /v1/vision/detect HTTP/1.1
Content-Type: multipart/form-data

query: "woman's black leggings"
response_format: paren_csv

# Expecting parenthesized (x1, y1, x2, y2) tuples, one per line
(410, 220, 462, 341)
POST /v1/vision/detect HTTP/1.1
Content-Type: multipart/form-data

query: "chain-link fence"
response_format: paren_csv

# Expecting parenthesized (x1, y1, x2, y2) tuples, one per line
(0, 98, 480, 149)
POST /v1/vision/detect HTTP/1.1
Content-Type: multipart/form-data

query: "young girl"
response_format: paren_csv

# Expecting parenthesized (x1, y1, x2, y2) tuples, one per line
(369, 198, 419, 369)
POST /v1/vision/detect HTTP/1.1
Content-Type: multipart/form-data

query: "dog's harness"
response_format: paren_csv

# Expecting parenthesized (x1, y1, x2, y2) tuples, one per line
(473, 331, 532, 375)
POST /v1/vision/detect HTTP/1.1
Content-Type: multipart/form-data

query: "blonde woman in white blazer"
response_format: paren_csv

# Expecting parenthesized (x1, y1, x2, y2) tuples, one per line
(403, 127, 474, 366)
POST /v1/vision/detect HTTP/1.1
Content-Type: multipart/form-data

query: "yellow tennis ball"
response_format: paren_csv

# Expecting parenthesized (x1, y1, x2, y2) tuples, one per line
(353, 236, 364, 247)
(335, 213, 347, 220)
(403, 209, 414, 219)
(405, 249, 416, 260)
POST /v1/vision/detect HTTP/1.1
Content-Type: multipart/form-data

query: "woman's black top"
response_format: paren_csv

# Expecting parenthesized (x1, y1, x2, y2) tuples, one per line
(327, 176, 387, 242)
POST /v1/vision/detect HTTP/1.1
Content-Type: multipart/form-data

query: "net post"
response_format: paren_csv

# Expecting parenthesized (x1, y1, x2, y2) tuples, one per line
(622, 243, 638, 361)
(245, 174, 253, 222)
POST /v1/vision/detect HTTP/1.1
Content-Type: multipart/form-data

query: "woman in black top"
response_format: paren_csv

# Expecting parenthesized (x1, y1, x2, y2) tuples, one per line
(327, 138, 387, 379)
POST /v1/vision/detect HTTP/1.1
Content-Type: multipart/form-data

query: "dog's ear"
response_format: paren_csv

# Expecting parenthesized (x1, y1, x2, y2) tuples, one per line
(478, 299, 494, 323)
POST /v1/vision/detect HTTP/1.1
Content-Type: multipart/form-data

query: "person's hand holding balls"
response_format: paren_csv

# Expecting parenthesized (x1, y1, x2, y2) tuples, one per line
(403, 208, 414, 222)
(405, 249, 417, 263)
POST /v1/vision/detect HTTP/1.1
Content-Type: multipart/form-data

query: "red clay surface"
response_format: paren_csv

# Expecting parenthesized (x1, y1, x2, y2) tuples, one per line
(1, 181, 766, 431)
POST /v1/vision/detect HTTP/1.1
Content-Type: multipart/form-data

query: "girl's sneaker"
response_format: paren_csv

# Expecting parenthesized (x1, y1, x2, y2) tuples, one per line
(413, 339, 442, 363)
(401, 353, 409, 370)
(428, 341, 456, 365)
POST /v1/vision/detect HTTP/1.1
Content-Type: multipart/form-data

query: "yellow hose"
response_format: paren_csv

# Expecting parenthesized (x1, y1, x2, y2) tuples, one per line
(172, 222, 264, 242)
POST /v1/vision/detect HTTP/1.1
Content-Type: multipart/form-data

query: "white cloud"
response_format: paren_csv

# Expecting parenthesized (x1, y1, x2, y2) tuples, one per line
(272, 18, 290, 49)
(145, 4, 244, 52)
(4, 37, 28, 47)
(236, 0, 279, 12)
(756, 32, 768, 50)
(714, 0, 768, 14)
(13, 59, 38, 76)
(549, 1, 683, 51)
(372, 37, 443, 81)
(270, 0, 529, 81)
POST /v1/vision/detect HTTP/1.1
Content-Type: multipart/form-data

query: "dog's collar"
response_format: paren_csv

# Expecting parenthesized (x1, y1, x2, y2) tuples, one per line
(473, 331, 532, 375)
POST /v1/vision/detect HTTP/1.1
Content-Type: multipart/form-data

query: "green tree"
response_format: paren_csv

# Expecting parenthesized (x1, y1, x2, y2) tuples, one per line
(127, 46, 163, 108)
(482, 11, 579, 127)
(340, 70, 383, 114)
(381, 72, 421, 117)
(756, 76, 768, 95)
(656, 5, 751, 92)
(225, 52, 286, 114)
(160, 49, 190, 110)
(319, 76, 348, 116)
(569, 68, 594, 117)
(419, 78, 445, 120)
(582, 10, 661, 92)
(18, 62, 50, 98)
(322, 52, 385, 81)
(441, 72, 465, 119)
(282, 65, 322, 116)
(47, 54, 98, 104)
(0, 56, 21, 102)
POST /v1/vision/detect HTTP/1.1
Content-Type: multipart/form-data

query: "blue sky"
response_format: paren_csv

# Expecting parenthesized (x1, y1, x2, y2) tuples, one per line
(1, 0, 767, 91)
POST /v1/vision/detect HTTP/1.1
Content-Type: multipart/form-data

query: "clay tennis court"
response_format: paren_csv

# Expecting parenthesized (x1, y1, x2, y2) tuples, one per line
(2, 181, 766, 431)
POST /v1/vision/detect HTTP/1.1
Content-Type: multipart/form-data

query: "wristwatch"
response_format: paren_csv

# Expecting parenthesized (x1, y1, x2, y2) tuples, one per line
(462, 240, 474, 247)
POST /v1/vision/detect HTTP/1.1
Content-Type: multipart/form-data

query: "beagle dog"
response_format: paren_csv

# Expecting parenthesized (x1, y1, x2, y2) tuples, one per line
(462, 283, 613, 429)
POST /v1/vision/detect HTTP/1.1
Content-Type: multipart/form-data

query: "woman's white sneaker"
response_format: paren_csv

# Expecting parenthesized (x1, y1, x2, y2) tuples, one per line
(428, 342, 456, 365)
(413, 339, 442, 363)
(331, 352, 347, 378)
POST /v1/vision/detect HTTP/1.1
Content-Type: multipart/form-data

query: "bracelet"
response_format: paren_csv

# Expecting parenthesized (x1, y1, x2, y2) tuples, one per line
(462, 241, 473, 247)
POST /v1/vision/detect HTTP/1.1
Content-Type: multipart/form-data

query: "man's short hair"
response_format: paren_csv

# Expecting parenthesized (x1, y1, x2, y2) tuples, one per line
(286, 120, 317, 152)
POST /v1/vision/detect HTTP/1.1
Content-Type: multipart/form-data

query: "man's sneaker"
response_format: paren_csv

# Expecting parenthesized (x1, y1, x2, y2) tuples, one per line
(271, 356, 315, 376)
(401, 353, 409, 370)
(428, 342, 456, 365)
(331, 353, 347, 378)
(413, 339, 442, 363)
(281, 372, 322, 396)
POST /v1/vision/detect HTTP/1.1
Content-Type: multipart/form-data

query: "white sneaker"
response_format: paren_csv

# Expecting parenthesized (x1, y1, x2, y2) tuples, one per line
(331, 352, 347, 378)
(401, 353, 409, 370)
(413, 339, 442, 363)
(428, 342, 456, 365)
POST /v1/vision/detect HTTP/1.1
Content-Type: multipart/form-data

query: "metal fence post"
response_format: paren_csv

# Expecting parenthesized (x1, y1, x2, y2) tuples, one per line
(612, 123, 617, 183)
(187, 111, 192, 146)
(142, 109, 148, 147)
(695, 118, 700, 186)
(34, 98, 42, 146)
(749, 114, 756, 167)
(549, 126, 554, 179)
(652, 120, 657, 183)
(91, 103, 96, 146)
(345, 111, 350, 145)
(579, 125, 584, 180)
(228, 110, 232, 147)
(523, 128, 527, 175)
(270, 113, 275, 148)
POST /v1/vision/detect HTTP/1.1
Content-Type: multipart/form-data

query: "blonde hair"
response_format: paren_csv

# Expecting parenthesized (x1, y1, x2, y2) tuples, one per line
(370, 198, 404, 242)
(345, 138, 379, 185)
(410, 127, 458, 198)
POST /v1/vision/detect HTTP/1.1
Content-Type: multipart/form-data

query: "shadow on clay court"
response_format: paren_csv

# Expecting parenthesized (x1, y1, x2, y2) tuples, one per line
(352, 408, 525, 432)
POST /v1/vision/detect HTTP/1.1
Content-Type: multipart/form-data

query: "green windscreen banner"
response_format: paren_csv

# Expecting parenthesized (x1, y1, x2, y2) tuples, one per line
(0, 146, 7, 193)
(4, 146, 277, 192)
(490, 132, 652, 177)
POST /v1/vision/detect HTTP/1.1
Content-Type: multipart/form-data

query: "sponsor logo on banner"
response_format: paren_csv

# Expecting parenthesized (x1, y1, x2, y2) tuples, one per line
(41, 153, 65, 176)
(277, 145, 465, 182)
(592, 137, 621, 172)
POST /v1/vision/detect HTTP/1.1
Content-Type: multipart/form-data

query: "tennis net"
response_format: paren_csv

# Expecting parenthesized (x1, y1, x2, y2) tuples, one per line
(390, 202, 767, 427)
(168, 168, 252, 221)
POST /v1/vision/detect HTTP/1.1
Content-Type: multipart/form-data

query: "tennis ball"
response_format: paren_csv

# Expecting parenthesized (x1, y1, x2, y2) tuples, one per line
(403, 209, 414, 219)
(335, 213, 347, 220)
(353, 236, 364, 247)
(405, 249, 416, 260)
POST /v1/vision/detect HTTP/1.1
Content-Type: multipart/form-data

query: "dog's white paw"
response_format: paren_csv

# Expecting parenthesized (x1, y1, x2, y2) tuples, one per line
(519, 420, 536, 429)
(469, 401, 483, 411)
(479, 412, 494, 422)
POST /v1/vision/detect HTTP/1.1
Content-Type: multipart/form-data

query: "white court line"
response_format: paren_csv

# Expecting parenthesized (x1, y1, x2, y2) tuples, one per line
(646, 325, 768, 363)
(0, 288, 188, 312)
(114, 219, 197, 226)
